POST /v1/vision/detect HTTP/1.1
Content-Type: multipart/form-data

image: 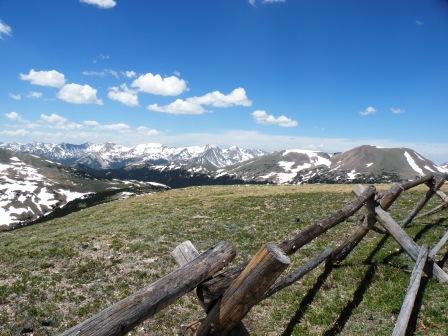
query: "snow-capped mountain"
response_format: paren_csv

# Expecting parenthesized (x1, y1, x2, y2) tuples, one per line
(293, 145, 447, 184)
(442, 163, 448, 172)
(219, 149, 332, 184)
(0, 148, 167, 230)
(218, 145, 446, 184)
(0, 142, 265, 172)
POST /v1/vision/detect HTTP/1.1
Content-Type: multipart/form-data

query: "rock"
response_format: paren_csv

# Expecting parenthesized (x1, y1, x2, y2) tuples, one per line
(41, 318, 54, 326)
(20, 324, 33, 333)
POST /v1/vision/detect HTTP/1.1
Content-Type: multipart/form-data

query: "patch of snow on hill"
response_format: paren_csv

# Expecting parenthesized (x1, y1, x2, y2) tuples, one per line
(404, 151, 424, 176)
(0, 157, 89, 226)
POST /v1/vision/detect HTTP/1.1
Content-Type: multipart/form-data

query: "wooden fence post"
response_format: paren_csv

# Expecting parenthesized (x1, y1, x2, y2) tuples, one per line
(429, 231, 448, 259)
(61, 241, 236, 336)
(171, 241, 250, 336)
(354, 186, 448, 283)
(402, 176, 446, 227)
(199, 186, 376, 306)
(264, 247, 332, 298)
(196, 244, 290, 336)
(392, 245, 429, 336)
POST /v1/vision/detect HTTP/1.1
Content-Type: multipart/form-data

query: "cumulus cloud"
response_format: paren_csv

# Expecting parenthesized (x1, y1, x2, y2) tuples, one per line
(40, 113, 67, 125)
(27, 91, 43, 99)
(57, 83, 103, 105)
(1, 113, 161, 144)
(80, 0, 116, 9)
(123, 70, 136, 78)
(359, 106, 377, 116)
(0, 20, 12, 39)
(137, 126, 160, 136)
(148, 87, 252, 115)
(390, 107, 405, 114)
(97, 123, 131, 131)
(107, 84, 139, 107)
(132, 72, 187, 96)
(5, 112, 21, 122)
(20, 69, 66, 88)
(252, 110, 298, 127)
(9, 93, 21, 101)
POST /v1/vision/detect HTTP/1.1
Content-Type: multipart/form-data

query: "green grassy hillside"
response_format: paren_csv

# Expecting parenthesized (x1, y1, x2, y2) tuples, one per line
(1, 185, 447, 335)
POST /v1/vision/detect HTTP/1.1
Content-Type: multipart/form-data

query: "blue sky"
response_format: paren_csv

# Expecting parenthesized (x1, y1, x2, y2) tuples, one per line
(1, 0, 448, 162)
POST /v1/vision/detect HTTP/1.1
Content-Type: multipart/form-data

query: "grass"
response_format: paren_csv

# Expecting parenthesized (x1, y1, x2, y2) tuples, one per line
(0, 184, 447, 335)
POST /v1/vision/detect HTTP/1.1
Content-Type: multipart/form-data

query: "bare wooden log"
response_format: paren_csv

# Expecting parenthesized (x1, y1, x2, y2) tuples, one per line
(171, 240, 199, 266)
(376, 174, 434, 209)
(279, 185, 376, 255)
(354, 186, 448, 283)
(196, 244, 290, 336)
(399, 174, 435, 191)
(331, 195, 376, 264)
(391, 245, 429, 336)
(429, 230, 448, 259)
(199, 186, 376, 306)
(264, 247, 332, 298)
(171, 241, 250, 336)
(415, 202, 447, 220)
(402, 177, 445, 227)
(435, 189, 448, 203)
(61, 241, 236, 336)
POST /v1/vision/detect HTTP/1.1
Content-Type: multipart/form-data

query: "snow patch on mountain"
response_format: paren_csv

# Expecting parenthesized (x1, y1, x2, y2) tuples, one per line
(0, 156, 90, 227)
(404, 151, 424, 176)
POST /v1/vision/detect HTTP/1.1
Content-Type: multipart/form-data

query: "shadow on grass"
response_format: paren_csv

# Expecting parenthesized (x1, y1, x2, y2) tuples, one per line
(281, 265, 334, 336)
(280, 216, 447, 335)
(322, 217, 446, 335)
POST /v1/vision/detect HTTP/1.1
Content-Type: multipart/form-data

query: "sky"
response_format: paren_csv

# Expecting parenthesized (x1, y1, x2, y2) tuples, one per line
(1, 0, 448, 162)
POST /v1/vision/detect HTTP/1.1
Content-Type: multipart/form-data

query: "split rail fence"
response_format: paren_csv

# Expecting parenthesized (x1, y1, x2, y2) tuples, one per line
(61, 173, 448, 336)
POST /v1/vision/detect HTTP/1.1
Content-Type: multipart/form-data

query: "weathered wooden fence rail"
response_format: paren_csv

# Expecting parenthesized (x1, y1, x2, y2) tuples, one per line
(60, 173, 448, 336)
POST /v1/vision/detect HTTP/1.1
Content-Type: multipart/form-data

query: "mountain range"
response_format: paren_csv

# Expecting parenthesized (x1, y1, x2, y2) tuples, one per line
(1, 142, 447, 187)
(0, 148, 167, 230)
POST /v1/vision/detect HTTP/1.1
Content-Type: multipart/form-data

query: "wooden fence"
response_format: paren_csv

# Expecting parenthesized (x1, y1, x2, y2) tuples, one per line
(61, 173, 448, 336)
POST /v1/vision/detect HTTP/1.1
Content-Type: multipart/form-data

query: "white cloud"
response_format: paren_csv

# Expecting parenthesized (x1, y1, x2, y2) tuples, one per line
(9, 93, 21, 101)
(359, 106, 377, 116)
(20, 69, 66, 88)
(137, 126, 160, 136)
(0, 20, 12, 39)
(5, 112, 21, 122)
(148, 87, 252, 115)
(80, 0, 116, 9)
(57, 83, 103, 105)
(82, 70, 106, 77)
(132, 72, 187, 96)
(415, 20, 424, 26)
(27, 91, 43, 99)
(97, 123, 131, 131)
(83, 120, 100, 126)
(149, 99, 205, 115)
(0, 129, 29, 136)
(107, 84, 139, 107)
(40, 113, 68, 125)
(390, 107, 405, 114)
(123, 70, 136, 78)
(252, 110, 298, 127)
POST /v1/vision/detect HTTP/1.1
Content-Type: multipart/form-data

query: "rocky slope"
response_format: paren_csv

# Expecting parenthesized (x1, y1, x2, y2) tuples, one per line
(0, 148, 168, 230)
